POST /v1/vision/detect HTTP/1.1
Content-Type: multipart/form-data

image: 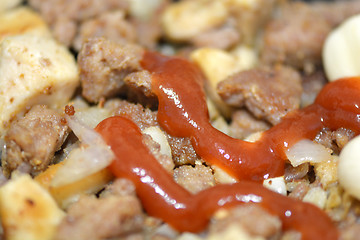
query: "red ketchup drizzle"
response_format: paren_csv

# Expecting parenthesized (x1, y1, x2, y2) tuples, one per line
(93, 51, 360, 240)
(141, 51, 360, 181)
(95, 116, 337, 240)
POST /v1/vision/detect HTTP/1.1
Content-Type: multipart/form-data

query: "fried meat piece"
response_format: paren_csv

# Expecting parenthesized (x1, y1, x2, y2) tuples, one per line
(229, 110, 270, 139)
(55, 195, 144, 240)
(217, 66, 302, 125)
(73, 10, 137, 51)
(105, 99, 199, 166)
(173, 164, 215, 194)
(209, 204, 282, 239)
(78, 38, 143, 103)
(261, 2, 332, 71)
(2, 105, 69, 177)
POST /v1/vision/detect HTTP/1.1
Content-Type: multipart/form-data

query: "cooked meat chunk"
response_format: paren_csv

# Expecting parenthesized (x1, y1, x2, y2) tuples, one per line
(217, 66, 302, 125)
(28, 0, 129, 47)
(173, 164, 215, 194)
(106, 99, 199, 166)
(261, 2, 332, 71)
(209, 204, 282, 239)
(2, 105, 69, 177)
(191, 26, 240, 50)
(285, 163, 310, 182)
(106, 99, 158, 130)
(100, 178, 136, 198)
(315, 128, 355, 155)
(78, 38, 144, 103)
(55, 195, 144, 240)
(229, 110, 270, 139)
(301, 70, 328, 107)
(166, 136, 199, 166)
(73, 11, 137, 51)
(123, 70, 158, 109)
(312, 0, 360, 27)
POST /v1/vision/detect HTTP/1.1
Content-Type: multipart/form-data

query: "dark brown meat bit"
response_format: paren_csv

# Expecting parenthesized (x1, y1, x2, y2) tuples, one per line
(260, 2, 332, 72)
(123, 70, 158, 109)
(78, 38, 144, 103)
(315, 127, 355, 155)
(217, 66, 302, 125)
(173, 164, 215, 194)
(73, 11, 137, 51)
(312, 0, 360, 27)
(2, 105, 69, 177)
(55, 195, 144, 240)
(301, 70, 328, 107)
(191, 26, 240, 50)
(209, 204, 282, 238)
(229, 110, 270, 139)
(105, 99, 199, 166)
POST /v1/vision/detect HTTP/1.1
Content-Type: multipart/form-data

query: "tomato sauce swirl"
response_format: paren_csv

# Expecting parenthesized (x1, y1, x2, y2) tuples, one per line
(93, 51, 360, 240)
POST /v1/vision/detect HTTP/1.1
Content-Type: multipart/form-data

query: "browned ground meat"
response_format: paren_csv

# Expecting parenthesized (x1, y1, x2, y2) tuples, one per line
(217, 65, 302, 125)
(209, 204, 282, 238)
(28, 0, 129, 47)
(227, 0, 277, 45)
(73, 10, 137, 51)
(191, 26, 240, 50)
(105, 99, 199, 166)
(2, 105, 69, 177)
(173, 164, 215, 194)
(105, 99, 158, 130)
(78, 38, 144, 103)
(315, 128, 355, 155)
(301, 70, 328, 107)
(312, 0, 360, 27)
(123, 70, 158, 109)
(100, 178, 137, 198)
(285, 163, 310, 182)
(228, 109, 271, 139)
(55, 195, 144, 240)
(261, 2, 332, 72)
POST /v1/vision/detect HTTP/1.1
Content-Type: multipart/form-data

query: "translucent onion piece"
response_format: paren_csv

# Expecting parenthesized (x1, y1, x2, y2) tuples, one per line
(286, 139, 332, 167)
(51, 115, 114, 187)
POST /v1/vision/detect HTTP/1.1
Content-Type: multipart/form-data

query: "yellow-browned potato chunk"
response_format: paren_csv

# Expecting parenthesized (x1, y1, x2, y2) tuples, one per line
(0, 34, 79, 134)
(0, 7, 52, 42)
(0, 174, 65, 240)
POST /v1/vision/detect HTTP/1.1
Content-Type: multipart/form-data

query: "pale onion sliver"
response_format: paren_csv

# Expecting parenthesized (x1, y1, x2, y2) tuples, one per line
(51, 115, 114, 187)
(286, 139, 332, 167)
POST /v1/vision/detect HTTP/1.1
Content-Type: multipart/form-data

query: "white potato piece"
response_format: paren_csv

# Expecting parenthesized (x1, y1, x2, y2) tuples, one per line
(0, 35, 79, 134)
(339, 135, 360, 200)
(323, 14, 360, 81)
(303, 187, 327, 210)
(0, 174, 65, 240)
(263, 176, 286, 196)
(0, 0, 22, 12)
(191, 47, 257, 118)
(162, 0, 228, 41)
(0, 7, 52, 42)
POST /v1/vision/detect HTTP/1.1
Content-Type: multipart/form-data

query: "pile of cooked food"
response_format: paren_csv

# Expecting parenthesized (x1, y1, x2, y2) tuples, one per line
(1, 0, 360, 239)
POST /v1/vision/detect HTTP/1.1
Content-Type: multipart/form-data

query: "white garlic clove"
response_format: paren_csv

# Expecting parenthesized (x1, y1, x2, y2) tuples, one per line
(323, 14, 360, 81)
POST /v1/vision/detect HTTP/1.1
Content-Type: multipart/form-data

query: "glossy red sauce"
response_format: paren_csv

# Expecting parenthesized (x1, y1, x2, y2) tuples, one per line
(95, 116, 337, 240)
(141, 51, 360, 181)
(93, 51, 360, 240)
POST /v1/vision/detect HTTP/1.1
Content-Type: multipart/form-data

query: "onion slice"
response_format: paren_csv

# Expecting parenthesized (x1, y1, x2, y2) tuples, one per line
(51, 115, 114, 187)
(286, 139, 332, 167)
